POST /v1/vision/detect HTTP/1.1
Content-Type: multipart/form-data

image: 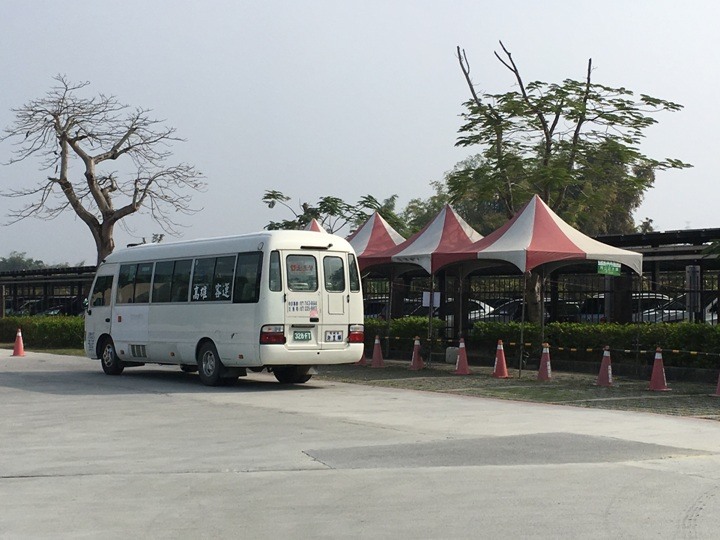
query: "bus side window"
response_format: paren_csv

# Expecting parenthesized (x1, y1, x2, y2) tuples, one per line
(191, 258, 216, 302)
(152, 261, 174, 303)
(212, 256, 235, 300)
(348, 254, 360, 292)
(269, 251, 282, 292)
(117, 264, 137, 304)
(134, 263, 153, 304)
(234, 251, 263, 303)
(91, 275, 114, 307)
(171, 260, 192, 302)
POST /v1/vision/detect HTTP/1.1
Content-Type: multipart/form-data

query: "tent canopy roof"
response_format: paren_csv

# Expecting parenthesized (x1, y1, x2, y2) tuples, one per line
(347, 212, 405, 262)
(359, 205, 482, 274)
(436, 195, 643, 274)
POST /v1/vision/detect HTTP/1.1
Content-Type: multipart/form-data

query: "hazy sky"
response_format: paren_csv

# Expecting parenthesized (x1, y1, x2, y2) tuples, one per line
(1, 0, 717, 265)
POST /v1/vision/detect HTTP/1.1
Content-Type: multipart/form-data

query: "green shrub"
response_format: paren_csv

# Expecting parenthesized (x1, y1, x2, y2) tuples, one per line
(469, 320, 720, 369)
(0, 316, 84, 348)
(364, 316, 444, 352)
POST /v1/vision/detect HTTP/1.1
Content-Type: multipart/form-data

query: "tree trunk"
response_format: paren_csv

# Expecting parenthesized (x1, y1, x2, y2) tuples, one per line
(93, 221, 116, 266)
(524, 271, 543, 323)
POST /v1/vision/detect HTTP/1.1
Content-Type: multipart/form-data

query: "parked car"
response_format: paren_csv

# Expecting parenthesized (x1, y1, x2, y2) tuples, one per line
(409, 299, 492, 317)
(409, 299, 494, 331)
(364, 297, 422, 319)
(639, 294, 718, 324)
(578, 292, 671, 323)
(475, 298, 580, 323)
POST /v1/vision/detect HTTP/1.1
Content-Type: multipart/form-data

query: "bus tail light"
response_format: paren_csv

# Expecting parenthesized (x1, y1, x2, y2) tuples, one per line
(348, 324, 364, 343)
(260, 325, 286, 344)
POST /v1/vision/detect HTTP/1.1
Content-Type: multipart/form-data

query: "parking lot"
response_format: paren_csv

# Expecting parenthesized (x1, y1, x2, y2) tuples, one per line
(2, 350, 720, 538)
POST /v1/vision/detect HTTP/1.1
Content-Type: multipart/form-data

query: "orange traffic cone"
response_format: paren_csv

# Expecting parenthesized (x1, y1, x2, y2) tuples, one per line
(12, 328, 25, 357)
(355, 348, 367, 366)
(648, 347, 670, 391)
(713, 371, 720, 397)
(454, 338, 471, 375)
(537, 343, 552, 381)
(409, 336, 424, 370)
(595, 346, 613, 387)
(370, 335, 385, 368)
(492, 339, 510, 379)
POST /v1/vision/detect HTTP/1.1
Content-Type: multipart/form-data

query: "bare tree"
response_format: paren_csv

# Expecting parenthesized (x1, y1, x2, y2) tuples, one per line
(1, 75, 206, 264)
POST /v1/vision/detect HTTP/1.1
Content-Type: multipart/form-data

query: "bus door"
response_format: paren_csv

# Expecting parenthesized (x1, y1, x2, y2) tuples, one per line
(111, 262, 152, 360)
(84, 270, 115, 357)
(319, 253, 350, 351)
(284, 252, 322, 350)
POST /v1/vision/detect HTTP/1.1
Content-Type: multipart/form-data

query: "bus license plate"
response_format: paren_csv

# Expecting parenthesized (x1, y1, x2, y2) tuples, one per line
(325, 330, 343, 342)
(293, 330, 312, 341)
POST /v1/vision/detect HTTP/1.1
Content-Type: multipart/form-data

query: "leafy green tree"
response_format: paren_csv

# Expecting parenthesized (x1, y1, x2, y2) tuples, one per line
(638, 217, 655, 234)
(262, 190, 406, 236)
(452, 42, 690, 227)
(446, 42, 691, 321)
(401, 181, 450, 234)
(0, 251, 46, 272)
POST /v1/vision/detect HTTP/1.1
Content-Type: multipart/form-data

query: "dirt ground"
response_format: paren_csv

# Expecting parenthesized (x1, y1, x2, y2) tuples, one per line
(315, 359, 720, 421)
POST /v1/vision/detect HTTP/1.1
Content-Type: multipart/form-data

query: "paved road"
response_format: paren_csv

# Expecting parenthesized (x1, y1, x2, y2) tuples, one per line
(2, 350, 720, 539)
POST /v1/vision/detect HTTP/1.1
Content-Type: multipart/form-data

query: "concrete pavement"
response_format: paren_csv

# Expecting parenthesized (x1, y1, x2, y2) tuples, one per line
(1, 349, 720, 538)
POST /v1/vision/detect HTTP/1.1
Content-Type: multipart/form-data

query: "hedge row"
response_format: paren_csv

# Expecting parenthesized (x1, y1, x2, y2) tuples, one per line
(4, 313, 719, 369)
(364, 318, 720, 369)
(472, 321, 720, 369)
(0, 316, 84, 348)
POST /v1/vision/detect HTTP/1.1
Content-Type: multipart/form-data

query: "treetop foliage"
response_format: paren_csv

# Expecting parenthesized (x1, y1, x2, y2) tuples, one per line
(262, 190, 407, 236)
(448, 42, 690, 235)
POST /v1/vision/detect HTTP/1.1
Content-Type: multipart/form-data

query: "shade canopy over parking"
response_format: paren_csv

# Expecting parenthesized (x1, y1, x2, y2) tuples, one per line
(303, 218, 327, 232)
(347, 211, 405, 265)
(437, 195, 642, 275)
(358, 205, 483, 274)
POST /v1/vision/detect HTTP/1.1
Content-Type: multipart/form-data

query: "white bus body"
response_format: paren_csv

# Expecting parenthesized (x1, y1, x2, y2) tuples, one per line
(84, 230, 364, 385)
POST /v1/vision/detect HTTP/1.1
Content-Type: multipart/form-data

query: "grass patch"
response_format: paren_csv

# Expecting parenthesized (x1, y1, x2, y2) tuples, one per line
(315, 360, 720, 420)
(0, 343, 85, 356)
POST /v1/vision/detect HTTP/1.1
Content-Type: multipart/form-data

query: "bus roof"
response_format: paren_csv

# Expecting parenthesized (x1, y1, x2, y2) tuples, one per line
(101, 230, 356, 265)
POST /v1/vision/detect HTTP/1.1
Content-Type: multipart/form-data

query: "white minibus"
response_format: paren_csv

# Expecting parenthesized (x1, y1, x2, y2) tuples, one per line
(84, 230, 364, 385)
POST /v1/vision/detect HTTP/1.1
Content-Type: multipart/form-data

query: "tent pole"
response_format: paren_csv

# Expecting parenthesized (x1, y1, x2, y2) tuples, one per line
(386, 269, 394, 358)
(518, 272, 527, 378)
(540, 268, 546, 345)
(427, 275, 435, 343)
(458, 267, 464, 339)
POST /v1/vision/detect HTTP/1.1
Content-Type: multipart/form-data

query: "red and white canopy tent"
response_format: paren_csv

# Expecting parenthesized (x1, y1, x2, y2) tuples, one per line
(436, 195, 643, 372)
(303, 218, 327, 232)
(436, 195, 642, 275)
(357, 205, 483, 336)
(359, 204, 483, 275)
(347, 211, 405, 262)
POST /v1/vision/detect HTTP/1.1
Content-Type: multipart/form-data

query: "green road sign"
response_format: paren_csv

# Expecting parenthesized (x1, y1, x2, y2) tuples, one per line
(597, 260, 621, 276)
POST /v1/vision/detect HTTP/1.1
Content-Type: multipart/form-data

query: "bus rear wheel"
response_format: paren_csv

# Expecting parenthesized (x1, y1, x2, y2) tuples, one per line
(273, 366, 312, 384)
(197, 342, 223, 386)
(100, 338, 124, 376)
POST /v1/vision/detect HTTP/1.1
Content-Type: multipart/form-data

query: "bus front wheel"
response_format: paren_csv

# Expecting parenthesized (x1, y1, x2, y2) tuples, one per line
(273, 366, 312, 384)
(197, 342, 223, 386)
(100, 338, 124, 376)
